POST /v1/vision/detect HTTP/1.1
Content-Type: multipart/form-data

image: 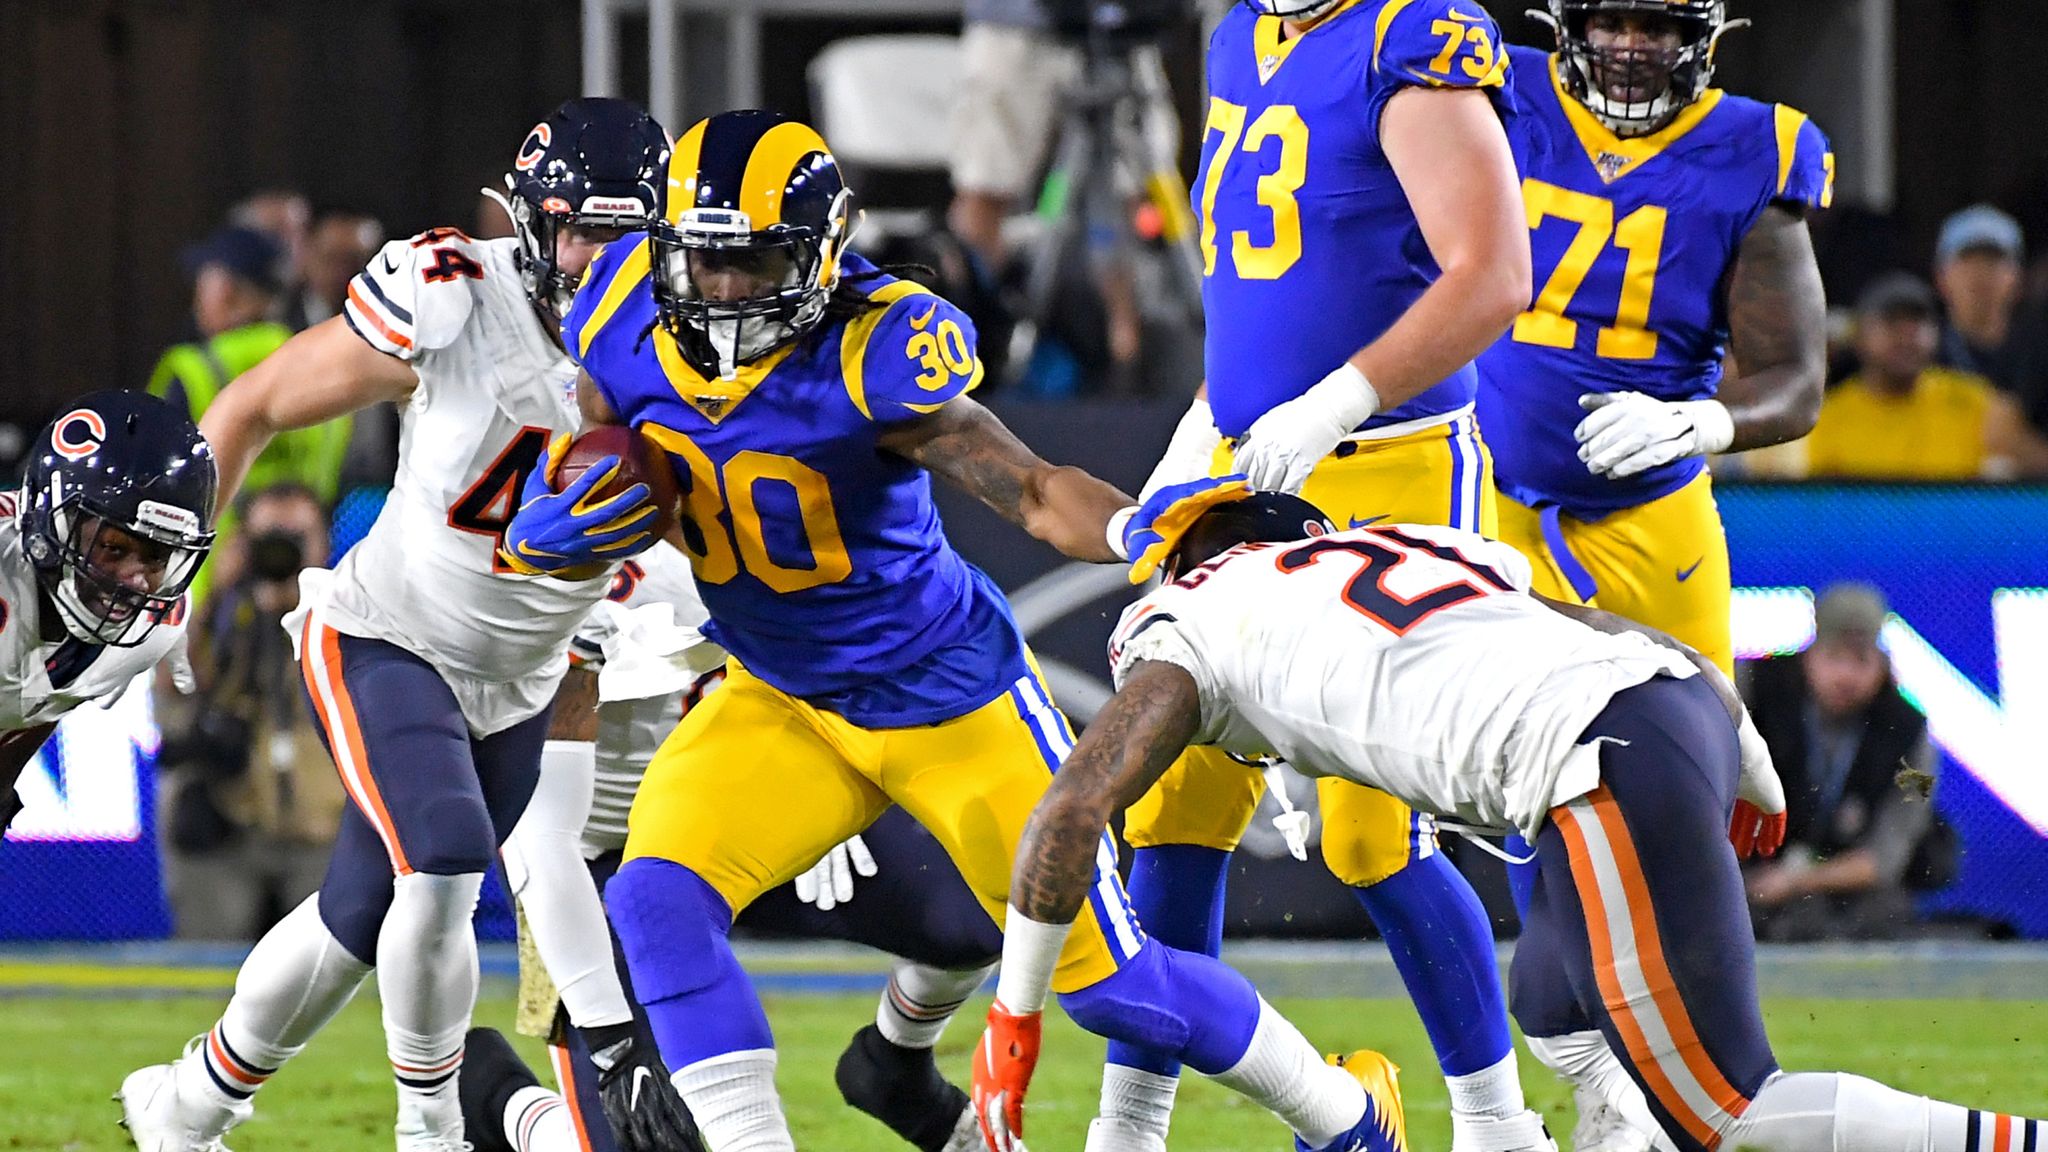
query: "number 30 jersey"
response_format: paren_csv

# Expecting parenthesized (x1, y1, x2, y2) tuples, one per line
(566, 243, 1030, 728)
(1108, 524, 1693, 838)
(325, 230, 611, 733)
(1196, 0, 1513, 440)
(1477, 46, 1834, 518)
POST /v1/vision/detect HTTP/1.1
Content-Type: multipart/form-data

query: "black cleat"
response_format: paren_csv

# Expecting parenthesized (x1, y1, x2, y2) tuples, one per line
(458, 1027, 544, 1152)
(835, 1024, 976, 1152)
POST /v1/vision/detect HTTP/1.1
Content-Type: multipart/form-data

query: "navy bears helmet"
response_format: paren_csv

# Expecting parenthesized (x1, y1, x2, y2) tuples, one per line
(651, 110, 856, 379)
(1542, 1, 1744, 138)
(1162, 491, 1333, 582)
(19, 391, 217, 646)
(495, 97, 670, 317)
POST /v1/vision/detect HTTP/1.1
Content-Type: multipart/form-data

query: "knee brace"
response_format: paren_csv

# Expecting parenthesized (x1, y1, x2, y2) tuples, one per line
(605, 858, 772, 1069)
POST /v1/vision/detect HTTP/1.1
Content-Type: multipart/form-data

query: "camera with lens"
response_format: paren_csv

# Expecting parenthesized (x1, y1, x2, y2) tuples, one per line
(246, 528, 307, 584)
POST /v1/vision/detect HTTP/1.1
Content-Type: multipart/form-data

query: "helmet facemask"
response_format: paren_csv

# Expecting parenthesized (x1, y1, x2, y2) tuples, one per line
(28, 483, 210, 647)
(652, 188, 853, 380)
(1542, 1, 1743, 138)
(1240, 0, 1348, 20)
(492, 179, 651, 320)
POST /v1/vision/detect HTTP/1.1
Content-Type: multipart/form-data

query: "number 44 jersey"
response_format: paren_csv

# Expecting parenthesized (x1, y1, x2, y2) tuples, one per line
(1108, 524, 1693, 839)
(1477, 45, 1833, 519)
(326, 230, 611, 733)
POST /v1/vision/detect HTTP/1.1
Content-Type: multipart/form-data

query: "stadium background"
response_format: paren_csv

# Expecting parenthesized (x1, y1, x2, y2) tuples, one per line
(0, 0, 2044, 945)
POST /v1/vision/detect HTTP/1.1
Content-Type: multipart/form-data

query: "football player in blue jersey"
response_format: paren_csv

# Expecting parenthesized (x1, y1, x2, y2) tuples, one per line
(1106, 2, 1544, 1151)
(1474, 4, 1829, 1150)
(503, 110, 1411, 1152)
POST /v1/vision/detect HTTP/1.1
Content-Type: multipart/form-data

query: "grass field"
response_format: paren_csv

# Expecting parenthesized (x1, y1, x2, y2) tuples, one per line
(5, 988, 2047, 1152)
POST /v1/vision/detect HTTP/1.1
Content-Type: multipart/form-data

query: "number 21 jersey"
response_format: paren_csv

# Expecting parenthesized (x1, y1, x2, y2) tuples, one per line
(1197, 0, 1513, 439)
(1477, 46, 1833, 518)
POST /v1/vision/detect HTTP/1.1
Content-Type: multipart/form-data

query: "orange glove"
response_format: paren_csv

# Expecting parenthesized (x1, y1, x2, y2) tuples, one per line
(971, 1001, 1042, 1152)
(1729, 798, 1786, 859)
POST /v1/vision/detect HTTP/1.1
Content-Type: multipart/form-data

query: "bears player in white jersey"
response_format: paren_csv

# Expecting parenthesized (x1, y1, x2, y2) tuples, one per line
(0, 393, 215, 835)
(119, 100, 692, 1152)
(978, 492, 2048, 1152)
(462, 540, 1012, 1152)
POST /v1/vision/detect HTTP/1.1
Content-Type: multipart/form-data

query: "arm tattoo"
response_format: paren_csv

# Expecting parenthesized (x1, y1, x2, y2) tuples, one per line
(1010, 662, 1203, 923)
(546, 665, 602, 743)
(880, 398, 1035, 526)
(1720, 204, 1828, 451)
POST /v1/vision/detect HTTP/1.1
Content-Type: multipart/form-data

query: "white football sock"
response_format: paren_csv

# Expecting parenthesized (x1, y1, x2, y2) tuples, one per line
(1727, 1070, 2046, 1152)
(1448, 1049, 1526, 1120)
(875, 961, 995, 1049)
(674, 1048, 795, 1152)
(1526, 1030, 1672, 1152)
(1086, 1064, 1180, 1152)
(1208, 998, 1367, 1149)
(504, 1083, 580, 1152)
(188, 894, 372, 1109)
(505, 741, 633, 1028)
(380, 870, 484, 1141)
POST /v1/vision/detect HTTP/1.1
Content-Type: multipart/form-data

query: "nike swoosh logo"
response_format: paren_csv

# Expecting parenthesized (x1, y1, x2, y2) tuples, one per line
(1676, 558, 1704, 583)
(1347, 515, 1388, 529)
(1447, 6, 1485, 22)
(380, 254, 399, 275)
(630, 1066, 653, 1109)
(910, 302, 939, 331)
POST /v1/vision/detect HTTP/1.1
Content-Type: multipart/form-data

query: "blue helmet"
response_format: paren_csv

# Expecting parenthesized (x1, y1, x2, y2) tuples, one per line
(18, 391, 217, 646)
(499, 97, 671, 316)
(1162, 492, 1332, 581)
(1544, 1, 1740, 137)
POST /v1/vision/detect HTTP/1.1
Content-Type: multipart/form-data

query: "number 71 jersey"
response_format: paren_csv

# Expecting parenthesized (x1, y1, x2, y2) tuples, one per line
(1476, 45, 1833, 518)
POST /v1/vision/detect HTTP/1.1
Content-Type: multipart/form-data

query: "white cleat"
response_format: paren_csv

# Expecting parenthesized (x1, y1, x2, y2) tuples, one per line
(117, 1061, 247, 1152)
(394, 1138, 473, 1152)
(1452, 1109, 1559, 1152)
(1084, 1116, 1169, 1152)
(1569, 1085, 1654, 1152)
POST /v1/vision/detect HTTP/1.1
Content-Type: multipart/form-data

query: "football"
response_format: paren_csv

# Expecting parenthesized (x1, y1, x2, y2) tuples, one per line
(553, 424, 679, 542)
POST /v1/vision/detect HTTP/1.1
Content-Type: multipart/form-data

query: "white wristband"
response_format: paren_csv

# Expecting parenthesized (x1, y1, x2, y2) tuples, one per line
(994, 905, 1070, 1015)
(1680, 399, 1736, 456)
(1107, 506, 1138, 561)
(1306, 361, 1382, 432)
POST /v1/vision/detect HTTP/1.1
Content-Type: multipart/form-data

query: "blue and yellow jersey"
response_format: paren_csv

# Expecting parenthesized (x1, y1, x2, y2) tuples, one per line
(564, 244, 1030, 728)
(1196, 0, 1512, 439)
(1477, 45, 1834, 518)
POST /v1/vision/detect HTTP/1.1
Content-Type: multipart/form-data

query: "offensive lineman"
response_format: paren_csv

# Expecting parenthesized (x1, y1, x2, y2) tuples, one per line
(119, 100, 693, 1152)
(1108, 0, 1540, 1148)
(982, 493, 2048, 1152)
(0, 394, 216, 836)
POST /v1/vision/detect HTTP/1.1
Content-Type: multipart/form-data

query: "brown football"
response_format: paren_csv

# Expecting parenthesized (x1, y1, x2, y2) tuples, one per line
(553, 425, 679, 542)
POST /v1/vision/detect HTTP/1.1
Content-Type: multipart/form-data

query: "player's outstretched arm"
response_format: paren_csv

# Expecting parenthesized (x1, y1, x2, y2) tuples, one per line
(1717, 204, 1828, 451)
(879, 395, 1133, 562)
(200, 315, 417, 507)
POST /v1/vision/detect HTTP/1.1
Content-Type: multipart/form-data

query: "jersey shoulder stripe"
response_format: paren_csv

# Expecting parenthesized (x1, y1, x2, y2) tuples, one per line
(839, 276, 982, 424)
(566, 235, 654, 363)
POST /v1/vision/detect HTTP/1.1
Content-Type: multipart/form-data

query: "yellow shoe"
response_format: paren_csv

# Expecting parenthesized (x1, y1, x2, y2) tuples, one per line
(1297, 1051, 1406, 1152)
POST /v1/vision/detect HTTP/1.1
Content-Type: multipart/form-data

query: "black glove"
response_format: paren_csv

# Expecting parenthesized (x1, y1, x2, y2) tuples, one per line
(588, 1027, 708, 1152)
(0, 787, 21, 834)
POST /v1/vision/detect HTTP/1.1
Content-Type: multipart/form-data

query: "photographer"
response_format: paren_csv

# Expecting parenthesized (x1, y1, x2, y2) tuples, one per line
(158, 483, 345, 941)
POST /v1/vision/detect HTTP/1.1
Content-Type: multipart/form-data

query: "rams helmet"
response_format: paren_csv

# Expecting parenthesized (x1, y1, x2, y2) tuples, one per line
(1541, 1, 1743, 138)
(498, 97, 670, 317)
(19, 391, 217, 646)
(651, 110, 856, 379)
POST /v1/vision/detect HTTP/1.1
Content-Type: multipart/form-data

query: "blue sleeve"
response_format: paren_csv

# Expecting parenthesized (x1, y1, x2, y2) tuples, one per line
(1365, 0, 1514, 140)
(847, 290, 984, 424)
(1773, 108, 1834, 212)
(561, 233, 649, 366)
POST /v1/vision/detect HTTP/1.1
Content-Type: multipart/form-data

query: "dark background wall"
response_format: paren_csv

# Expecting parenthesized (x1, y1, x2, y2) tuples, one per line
(3, 0, 2044, 425)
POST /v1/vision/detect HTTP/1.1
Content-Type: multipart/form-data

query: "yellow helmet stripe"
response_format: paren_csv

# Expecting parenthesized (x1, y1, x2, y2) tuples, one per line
(737, 121, 831, 229)
(664, 119, 710, 226)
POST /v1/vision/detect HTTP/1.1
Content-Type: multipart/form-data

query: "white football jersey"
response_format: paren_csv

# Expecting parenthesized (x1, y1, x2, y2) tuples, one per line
(323, 231, 612, 735)
(1108, 524, 1696, 839)
(0, 511, 187, 732)
(566, 541, 725, 857)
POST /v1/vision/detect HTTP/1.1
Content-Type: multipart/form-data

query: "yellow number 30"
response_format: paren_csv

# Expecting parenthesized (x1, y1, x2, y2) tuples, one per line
(907, 318, 974, 391)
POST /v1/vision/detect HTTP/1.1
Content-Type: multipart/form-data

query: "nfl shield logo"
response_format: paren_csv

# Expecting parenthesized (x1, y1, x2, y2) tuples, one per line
(697, 396, 731, 419)
(1595, 152, 1628, 181)
(1258, 53, 1282, 82)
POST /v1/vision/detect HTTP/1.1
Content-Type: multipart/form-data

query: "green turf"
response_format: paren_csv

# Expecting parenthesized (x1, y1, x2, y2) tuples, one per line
(6, 992, 2046, 1151)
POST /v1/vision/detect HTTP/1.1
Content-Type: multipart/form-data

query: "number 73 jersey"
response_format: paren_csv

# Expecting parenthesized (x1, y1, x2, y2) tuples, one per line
(1476, 45, 1833, 518)
(1195, 0, 1513, 440)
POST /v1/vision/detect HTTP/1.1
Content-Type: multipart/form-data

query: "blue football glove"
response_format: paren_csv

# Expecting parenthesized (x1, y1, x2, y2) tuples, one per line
(1123, 474, 1252, 584)
(499, 435, 659, 579)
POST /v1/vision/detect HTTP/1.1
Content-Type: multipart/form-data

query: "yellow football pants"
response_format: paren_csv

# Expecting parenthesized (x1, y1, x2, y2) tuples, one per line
(1494, 470, 1734, 677)
(1123, 413, 1498, 886)
(623, 660, 1139, 994)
